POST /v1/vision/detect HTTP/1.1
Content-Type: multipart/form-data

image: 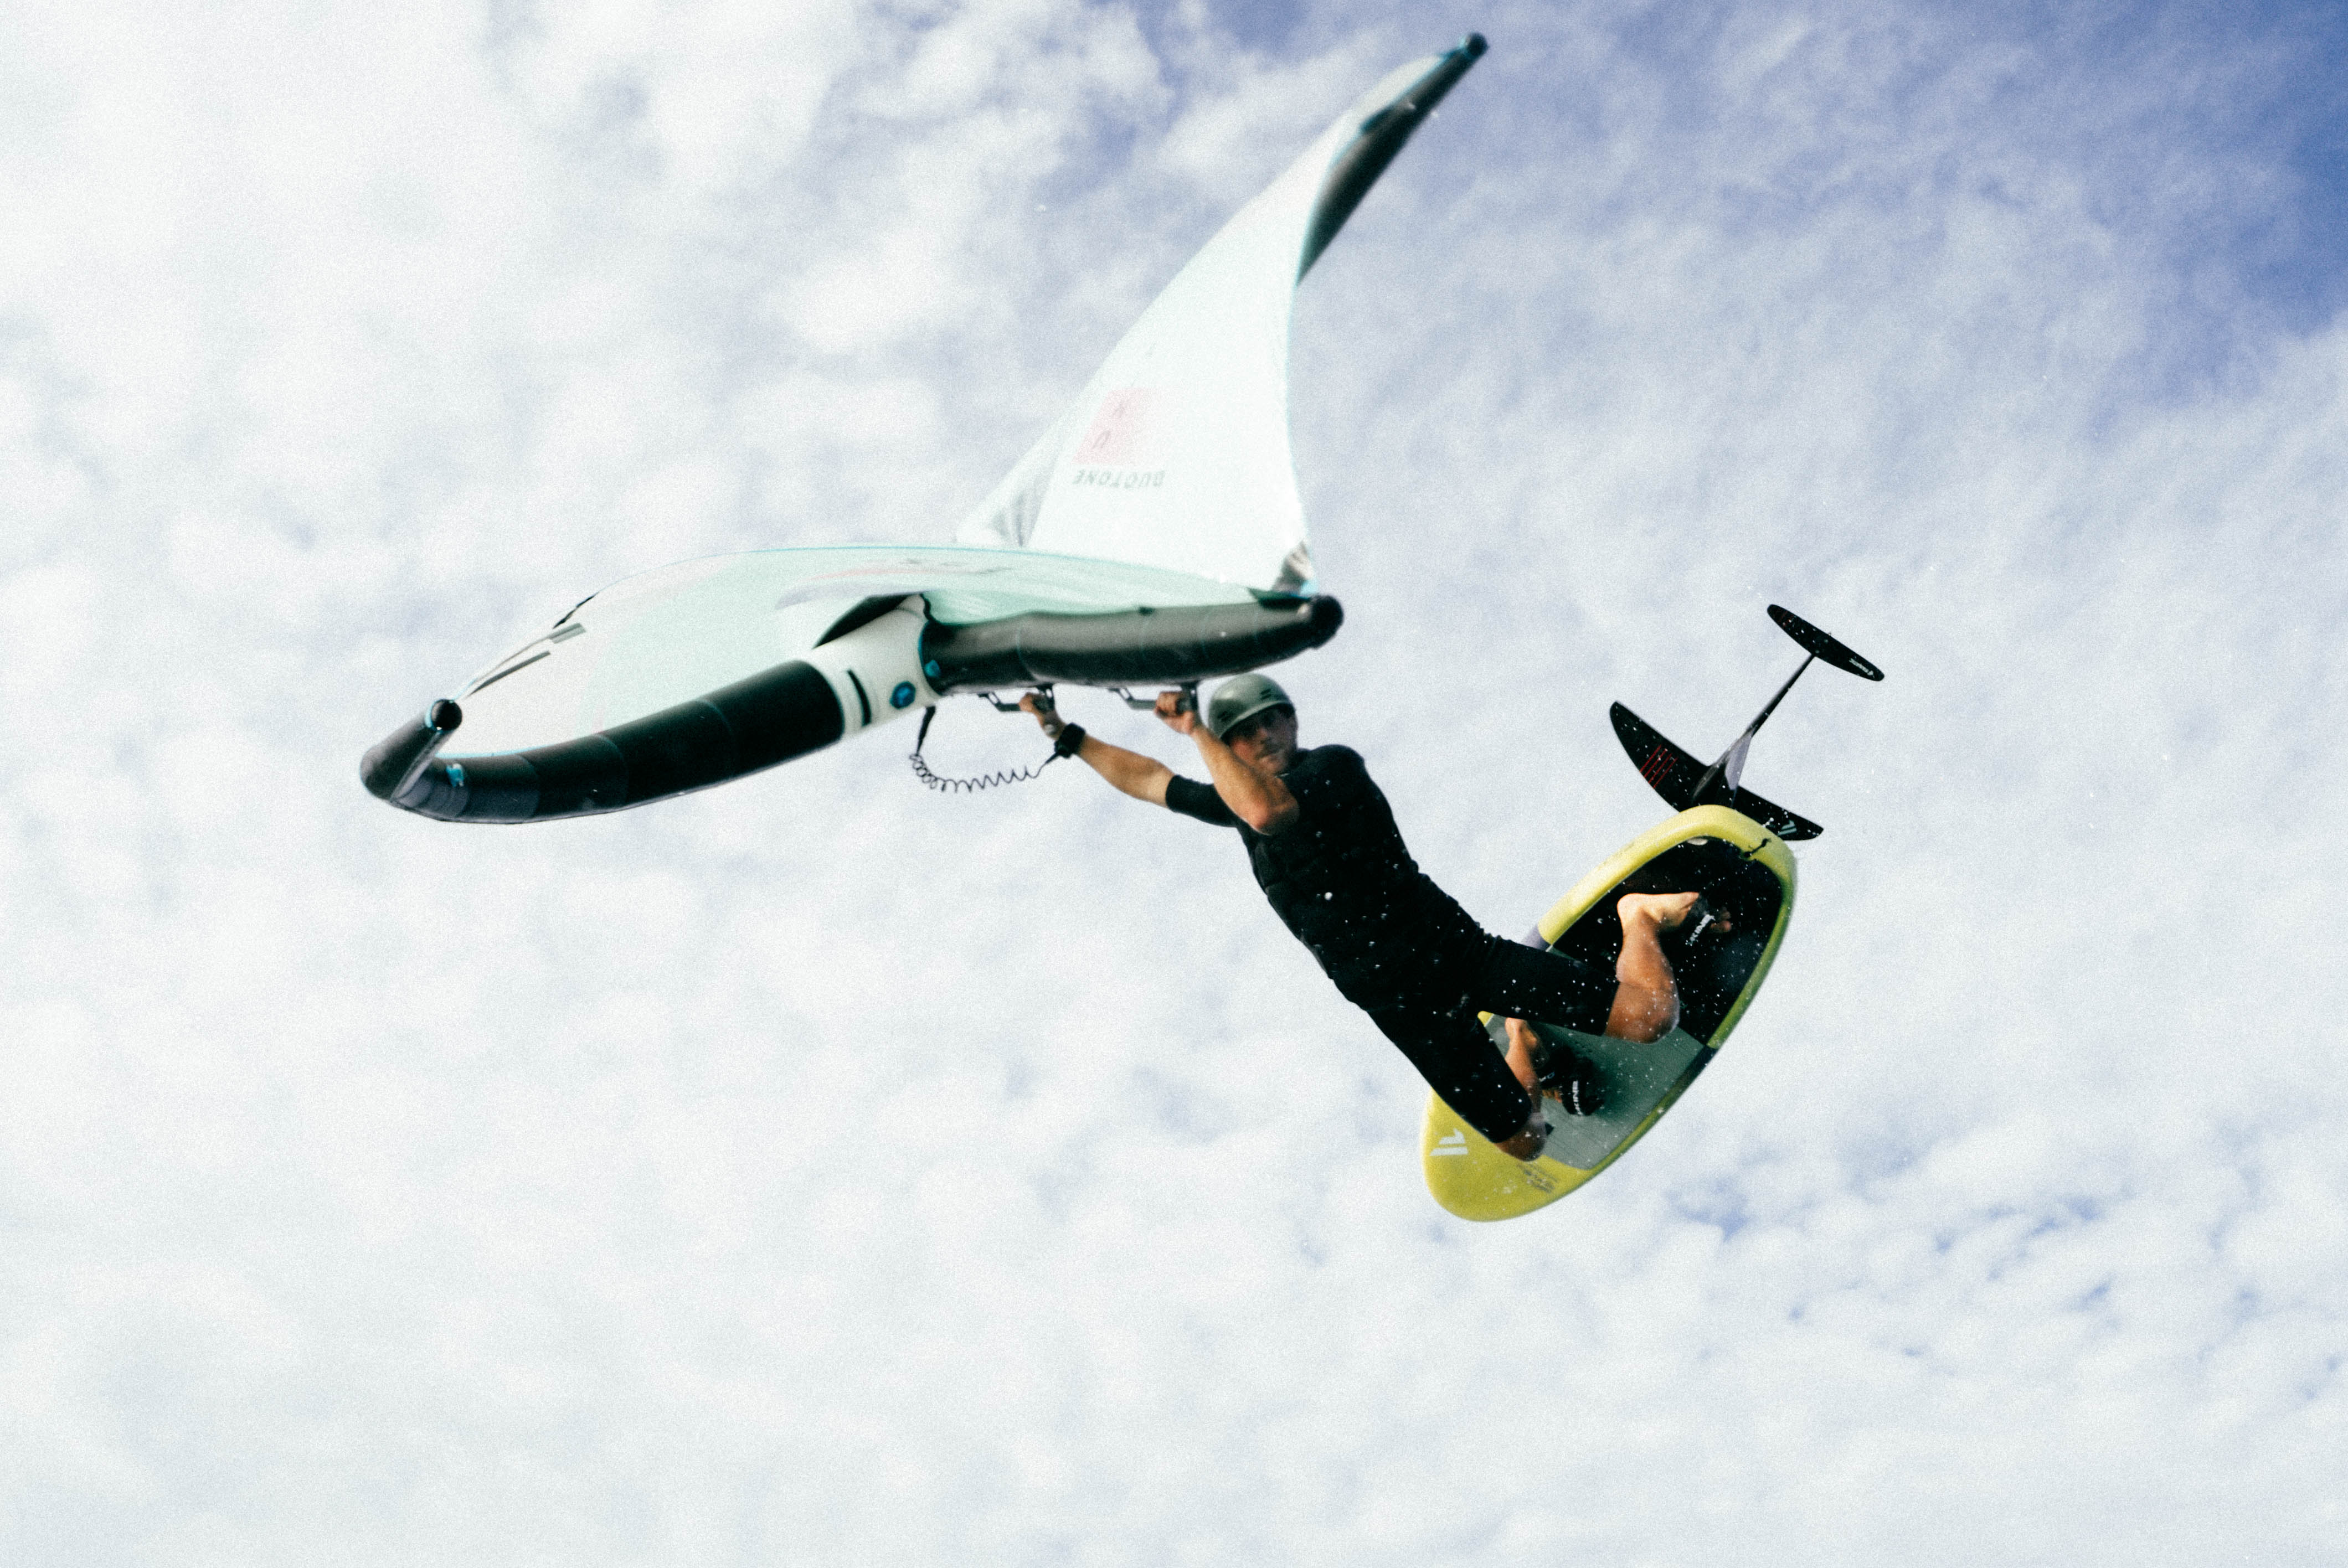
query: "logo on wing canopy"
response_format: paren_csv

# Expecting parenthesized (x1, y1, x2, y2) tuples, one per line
(1070, 386, 1167, 490)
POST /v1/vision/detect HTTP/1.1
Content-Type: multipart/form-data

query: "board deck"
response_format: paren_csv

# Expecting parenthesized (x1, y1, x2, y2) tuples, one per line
(1422, 806, 1797, 1220)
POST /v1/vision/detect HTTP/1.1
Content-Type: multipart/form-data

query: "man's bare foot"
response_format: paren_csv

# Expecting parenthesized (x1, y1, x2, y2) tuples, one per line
(1618, 890, 1702, 931)
(1495, 1019, 1549, 1159)
(1503, 1016, 1541, 1090)
(1504, 1017, 1608, 1116)
(1496, 1110, 1548, 1160)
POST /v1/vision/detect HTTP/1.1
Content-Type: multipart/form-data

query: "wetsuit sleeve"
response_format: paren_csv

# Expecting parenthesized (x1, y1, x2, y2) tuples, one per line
(1163, 776, 1240, 827)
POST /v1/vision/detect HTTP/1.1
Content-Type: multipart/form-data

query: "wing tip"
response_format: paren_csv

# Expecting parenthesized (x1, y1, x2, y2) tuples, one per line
(360, 699, 463, 803)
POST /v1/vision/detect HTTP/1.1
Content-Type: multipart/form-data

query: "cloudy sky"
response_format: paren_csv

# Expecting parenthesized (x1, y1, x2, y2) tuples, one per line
(6, 0, 2344, 1561)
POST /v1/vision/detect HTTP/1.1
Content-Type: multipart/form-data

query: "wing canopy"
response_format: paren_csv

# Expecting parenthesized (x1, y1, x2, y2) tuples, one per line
(955, 38, 1486, 590)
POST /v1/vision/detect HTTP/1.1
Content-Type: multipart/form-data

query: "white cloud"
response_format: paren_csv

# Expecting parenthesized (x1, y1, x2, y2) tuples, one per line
(2, 0, 2343, 1561)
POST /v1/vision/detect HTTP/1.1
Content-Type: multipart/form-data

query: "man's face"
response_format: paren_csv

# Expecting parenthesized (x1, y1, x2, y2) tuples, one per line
(1223, 704, 1299, 772)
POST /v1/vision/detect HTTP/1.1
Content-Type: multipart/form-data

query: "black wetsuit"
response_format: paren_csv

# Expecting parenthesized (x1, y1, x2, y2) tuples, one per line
(1165, 744, 1615, 1143)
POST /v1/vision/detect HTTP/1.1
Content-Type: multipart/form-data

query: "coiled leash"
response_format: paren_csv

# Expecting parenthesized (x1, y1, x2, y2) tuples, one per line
(907, 687, 1085, 793)
(905, 682, 1197, 792)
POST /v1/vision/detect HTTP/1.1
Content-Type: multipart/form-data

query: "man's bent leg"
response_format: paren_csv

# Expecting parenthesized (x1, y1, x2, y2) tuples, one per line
(1364, 1004, 1547, 1159)
(1460, 939, 1616, 1117)
(1471, 940, 1616, 1036)
(1469, 896, 1703, 1070)
(1606, 891, 1702, 1043)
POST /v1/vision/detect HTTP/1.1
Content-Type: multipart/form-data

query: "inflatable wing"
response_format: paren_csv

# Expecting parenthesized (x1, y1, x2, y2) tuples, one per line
(362, 37, 1487, 825)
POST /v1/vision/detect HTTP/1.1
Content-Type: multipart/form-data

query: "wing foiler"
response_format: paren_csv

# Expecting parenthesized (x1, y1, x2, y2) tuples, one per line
(361, 36, 1489, 824)
(1421, 606, 1884, 1220)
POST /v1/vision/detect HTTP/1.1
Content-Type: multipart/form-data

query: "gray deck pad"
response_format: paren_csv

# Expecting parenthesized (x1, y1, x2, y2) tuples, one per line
(1489, 1019, 1710, 1170)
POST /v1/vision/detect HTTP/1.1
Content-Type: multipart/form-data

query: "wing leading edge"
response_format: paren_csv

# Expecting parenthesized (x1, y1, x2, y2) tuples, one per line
(361, 545, 1341, 824)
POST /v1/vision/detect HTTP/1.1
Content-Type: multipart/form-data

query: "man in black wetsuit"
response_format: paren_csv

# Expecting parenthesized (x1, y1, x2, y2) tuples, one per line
(1021, 674, 1703, 1162)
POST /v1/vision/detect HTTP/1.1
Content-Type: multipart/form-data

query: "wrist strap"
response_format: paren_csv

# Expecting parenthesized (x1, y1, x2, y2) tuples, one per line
(1052, 723, 1087, 759)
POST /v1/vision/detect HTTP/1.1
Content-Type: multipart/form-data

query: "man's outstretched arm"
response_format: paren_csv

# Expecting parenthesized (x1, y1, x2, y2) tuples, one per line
(1021, 693, 1173, 804)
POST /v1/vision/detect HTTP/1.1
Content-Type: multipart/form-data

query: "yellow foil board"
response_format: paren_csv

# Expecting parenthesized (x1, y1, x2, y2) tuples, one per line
(1421, 806, 1797, 1220)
